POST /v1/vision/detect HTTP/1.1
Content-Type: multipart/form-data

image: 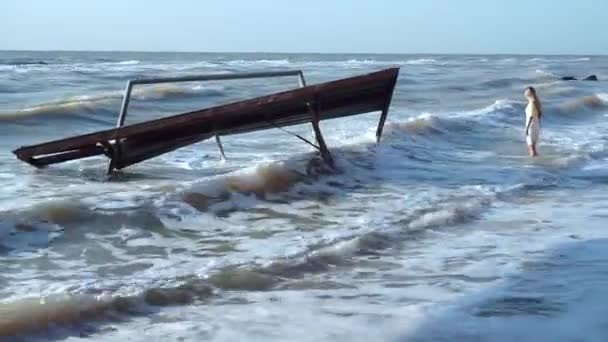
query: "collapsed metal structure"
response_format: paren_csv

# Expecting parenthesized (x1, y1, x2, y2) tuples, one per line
(12, 68, 400, 175)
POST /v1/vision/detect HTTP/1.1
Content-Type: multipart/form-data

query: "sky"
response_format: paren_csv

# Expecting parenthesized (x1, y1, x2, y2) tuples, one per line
(1, 0, 606, 54)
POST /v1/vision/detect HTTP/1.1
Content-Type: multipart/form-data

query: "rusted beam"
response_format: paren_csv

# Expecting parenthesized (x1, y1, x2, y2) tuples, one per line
(114, 133, 212, 170)
(13, 69, 398, 159)
(12, 68, 400, 171)
(27, 145, 106, 168)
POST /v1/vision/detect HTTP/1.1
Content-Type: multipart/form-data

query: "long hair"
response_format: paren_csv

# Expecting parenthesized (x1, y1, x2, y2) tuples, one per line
(526, 86, 542, 120)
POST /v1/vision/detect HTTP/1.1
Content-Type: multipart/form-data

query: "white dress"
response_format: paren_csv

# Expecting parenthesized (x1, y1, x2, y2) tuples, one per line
(525, 102, 540, 146)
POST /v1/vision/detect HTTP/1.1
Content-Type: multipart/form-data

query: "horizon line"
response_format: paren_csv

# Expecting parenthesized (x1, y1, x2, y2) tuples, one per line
(1, 48, 605, 57)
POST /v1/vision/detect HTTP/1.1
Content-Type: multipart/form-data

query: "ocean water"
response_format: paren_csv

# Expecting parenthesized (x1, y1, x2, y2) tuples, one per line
(1, 51, 608, 341)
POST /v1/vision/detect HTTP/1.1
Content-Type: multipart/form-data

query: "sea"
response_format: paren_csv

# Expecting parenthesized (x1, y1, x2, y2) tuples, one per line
(1, 51, 608, 342)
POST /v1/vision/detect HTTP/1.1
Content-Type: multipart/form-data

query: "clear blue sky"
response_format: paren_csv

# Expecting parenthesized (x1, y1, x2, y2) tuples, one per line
(1, 0, 606, 54)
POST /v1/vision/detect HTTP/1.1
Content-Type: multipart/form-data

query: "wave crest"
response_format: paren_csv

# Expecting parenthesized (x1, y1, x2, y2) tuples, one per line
(559, 94, 607, 114)
(0, 84, 226, 121)
(405, 58, 437, 65)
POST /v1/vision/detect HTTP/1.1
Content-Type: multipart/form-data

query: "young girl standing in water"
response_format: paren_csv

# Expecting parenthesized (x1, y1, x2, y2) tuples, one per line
(525, 86, 542, 157)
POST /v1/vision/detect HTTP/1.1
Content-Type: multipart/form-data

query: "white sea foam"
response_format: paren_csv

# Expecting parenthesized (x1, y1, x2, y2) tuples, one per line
(115, 60, 140, 65)
(0, 83, 226, 120)
(2, 52, 608, 341)
(404, 58, 437, 65)
(535, 69, 557, 78)
(225, 59, 291, 67)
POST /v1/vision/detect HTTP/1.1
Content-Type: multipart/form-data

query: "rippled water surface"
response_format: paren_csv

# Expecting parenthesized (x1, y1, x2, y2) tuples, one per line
(1, 51, 608, 341)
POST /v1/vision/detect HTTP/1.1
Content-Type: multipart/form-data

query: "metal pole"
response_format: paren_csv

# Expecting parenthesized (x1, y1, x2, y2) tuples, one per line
(129, 70, 303, 86)
(298, 71, 307, 87)
(215, 135, 227, 160)
(297, 72, 317, 144)
(116, 81, 133, 128)
(107, 80, 133, 175)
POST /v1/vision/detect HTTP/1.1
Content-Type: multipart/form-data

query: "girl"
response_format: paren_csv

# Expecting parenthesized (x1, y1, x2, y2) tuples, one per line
(524, 86, 542, 157)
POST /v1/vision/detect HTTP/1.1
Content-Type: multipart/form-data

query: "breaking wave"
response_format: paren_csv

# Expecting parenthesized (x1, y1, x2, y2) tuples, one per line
(0, 59, 143, 67)
(0, 84, 227, 121)
(559, 94, 607, 114)
(403, 196, 495, 230)
(0, 59, 48, 66)
(2, 97, 604, 338)
(0, 190, 502, 338)
(223, 59, 291, 67)
(404, 58, 437, 65)
(536, 69, 558, 78)
(480, 77, 530, 88)
(114, 60, 140, 65)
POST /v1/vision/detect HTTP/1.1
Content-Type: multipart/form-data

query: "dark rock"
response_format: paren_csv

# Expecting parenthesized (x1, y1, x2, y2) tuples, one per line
(583, 75, 598, 81)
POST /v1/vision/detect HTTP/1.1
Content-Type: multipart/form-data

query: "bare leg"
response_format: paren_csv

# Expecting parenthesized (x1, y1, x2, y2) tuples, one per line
(530, 143, 538, 157)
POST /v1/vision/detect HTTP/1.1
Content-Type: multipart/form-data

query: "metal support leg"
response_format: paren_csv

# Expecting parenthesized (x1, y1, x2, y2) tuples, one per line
(106, 140, 120, 176)
(311, 102, 334, 168)
(107, 81, 134, 175)
(375, 77, 398, 144)
(375, 108, 389, 144)
(104, 140, 120, 176)
(215, 135, 227, 160)
(297, 72, 318, 145)
(297, 71, 307, 88)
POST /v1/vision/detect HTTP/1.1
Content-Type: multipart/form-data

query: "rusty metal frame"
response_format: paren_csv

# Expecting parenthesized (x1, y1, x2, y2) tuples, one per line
(109, 70, 308, 173)
(12, 68, 399, 177)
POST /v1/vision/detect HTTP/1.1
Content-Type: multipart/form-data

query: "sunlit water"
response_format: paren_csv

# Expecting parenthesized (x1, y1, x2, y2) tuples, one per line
(1, 51, 608, 341)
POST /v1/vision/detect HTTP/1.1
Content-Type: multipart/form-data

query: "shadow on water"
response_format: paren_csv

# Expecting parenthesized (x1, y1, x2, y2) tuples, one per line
(394, 238, 608, 342)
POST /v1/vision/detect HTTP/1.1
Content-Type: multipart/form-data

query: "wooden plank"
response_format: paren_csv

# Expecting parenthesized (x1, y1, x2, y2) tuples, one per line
(13, 68, 399, 162)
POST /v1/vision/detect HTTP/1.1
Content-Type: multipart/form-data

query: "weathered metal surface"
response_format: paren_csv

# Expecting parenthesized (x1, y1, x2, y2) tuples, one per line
(12, 68, 399, 172)
(310, 100, 334, 167)
(26, 145, 107, 168)
(109, 70, 307, 173)
(376, 74, 400, 143)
